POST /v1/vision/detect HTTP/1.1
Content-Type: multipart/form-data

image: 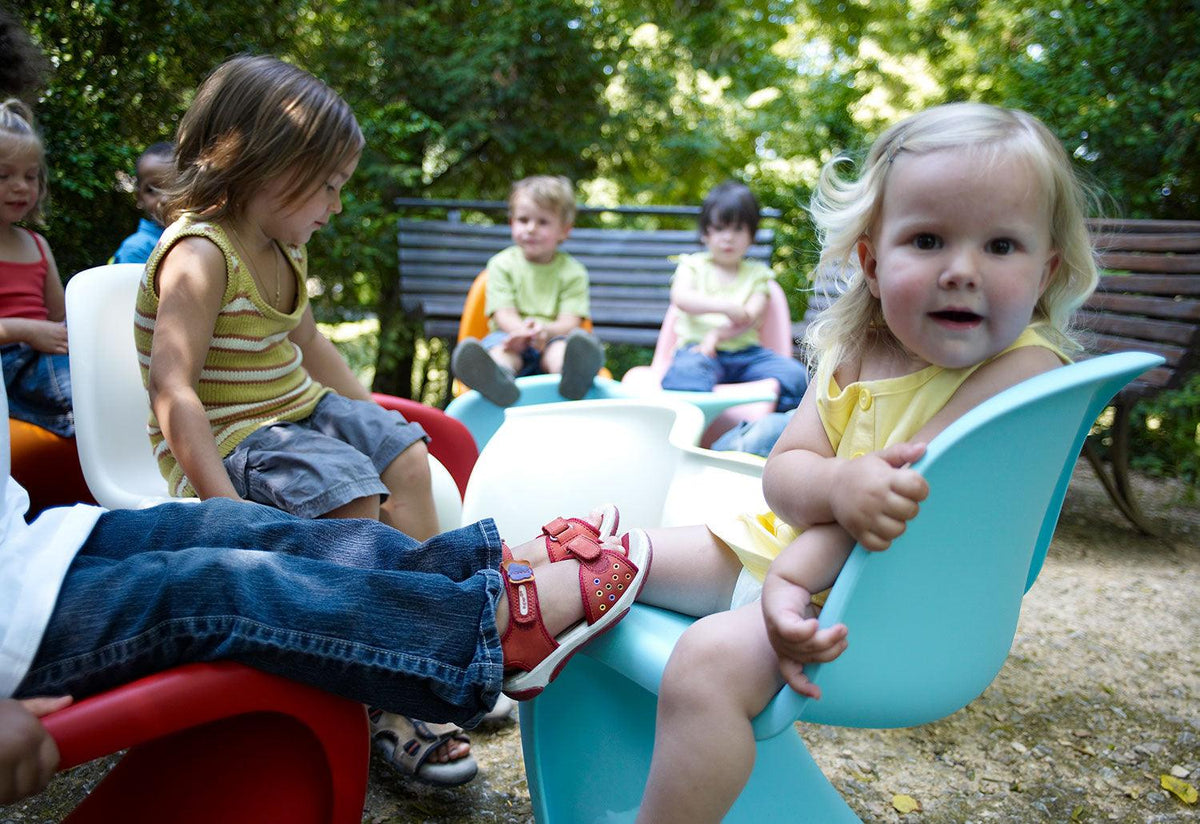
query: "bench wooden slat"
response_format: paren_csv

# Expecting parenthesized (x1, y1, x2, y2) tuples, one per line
(1093, 233, 1200, 253)
(1096, 273, 1200, 296)
(1084, 293, 1200, 322)
(1079, 332, 1186, 368)
(1098, 252, 1200, 274)
(1075, 309, 1200, 347)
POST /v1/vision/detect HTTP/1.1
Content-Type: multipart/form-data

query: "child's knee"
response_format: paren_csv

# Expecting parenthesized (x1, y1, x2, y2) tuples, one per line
(384, 441, 432, 491)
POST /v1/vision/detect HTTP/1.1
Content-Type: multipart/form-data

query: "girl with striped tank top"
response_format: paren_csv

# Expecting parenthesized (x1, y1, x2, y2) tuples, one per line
(135, 55, 476, 785)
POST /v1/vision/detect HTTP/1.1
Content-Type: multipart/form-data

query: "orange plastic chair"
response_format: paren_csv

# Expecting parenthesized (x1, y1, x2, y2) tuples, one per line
(41, 662, 369, 824)
(621, 279, 796, 446)
(452, 271, 610, 396)
(8, 419, 95, 516)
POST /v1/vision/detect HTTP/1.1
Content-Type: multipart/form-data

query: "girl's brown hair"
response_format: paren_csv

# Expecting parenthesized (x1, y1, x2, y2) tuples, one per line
(0, 97, 47, 224)
(165, 54, 364, 224)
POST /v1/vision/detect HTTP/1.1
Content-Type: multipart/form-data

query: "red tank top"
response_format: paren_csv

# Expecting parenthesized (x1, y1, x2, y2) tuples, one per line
(0, 228, 50, 320)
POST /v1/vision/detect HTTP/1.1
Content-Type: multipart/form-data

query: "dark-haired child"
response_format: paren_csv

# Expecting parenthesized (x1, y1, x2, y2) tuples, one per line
(660, 181, 808, 411)
(111, 142, 173, 264)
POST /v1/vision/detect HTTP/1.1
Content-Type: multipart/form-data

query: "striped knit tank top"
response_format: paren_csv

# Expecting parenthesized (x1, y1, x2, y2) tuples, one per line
(134, 217, 329, 497)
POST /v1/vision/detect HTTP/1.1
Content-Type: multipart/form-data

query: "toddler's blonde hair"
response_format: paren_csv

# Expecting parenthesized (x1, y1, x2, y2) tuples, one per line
(806, 102, 1099, 376)
(509, 175, 576, 226)
(165, 54, 364, 224)
(0, 98, 47, 224)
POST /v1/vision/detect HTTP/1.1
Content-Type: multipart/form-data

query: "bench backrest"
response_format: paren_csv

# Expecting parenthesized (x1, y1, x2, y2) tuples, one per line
(397, 201, 775, 349)
(1076, 219, 1200, 398)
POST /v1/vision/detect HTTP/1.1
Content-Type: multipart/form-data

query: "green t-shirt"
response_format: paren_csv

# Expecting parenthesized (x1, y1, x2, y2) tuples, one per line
(484, 245, 590, 330)
(671, 251, 773, 351)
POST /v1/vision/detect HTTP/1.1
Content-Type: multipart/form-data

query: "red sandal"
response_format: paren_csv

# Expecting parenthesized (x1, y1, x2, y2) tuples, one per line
(500, 524, 651, 701)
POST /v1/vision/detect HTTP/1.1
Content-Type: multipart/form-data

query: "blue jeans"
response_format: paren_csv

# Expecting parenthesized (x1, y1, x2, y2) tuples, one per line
(710, 410, 795, 458)
(2, 342, 74, 437)
(15, 499, 505, 727)
(661, 344, 808, 412)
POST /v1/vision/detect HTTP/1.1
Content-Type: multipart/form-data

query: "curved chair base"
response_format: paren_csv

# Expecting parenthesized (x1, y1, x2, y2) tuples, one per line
(522, 607, 857, 824)
(43, 662, 369, 824)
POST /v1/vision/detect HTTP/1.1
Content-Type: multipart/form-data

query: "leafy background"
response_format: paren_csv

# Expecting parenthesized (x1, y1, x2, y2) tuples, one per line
(8, 0, 1199, 485)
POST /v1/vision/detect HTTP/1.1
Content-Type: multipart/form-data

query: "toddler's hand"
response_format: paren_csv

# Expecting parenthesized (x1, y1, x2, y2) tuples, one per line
(698, 333, 719, 358)
(761, 571, 848, 699)
(831, 441, 928, 551)
(27, 321, 68, 355)
(0, 696, 71, 804)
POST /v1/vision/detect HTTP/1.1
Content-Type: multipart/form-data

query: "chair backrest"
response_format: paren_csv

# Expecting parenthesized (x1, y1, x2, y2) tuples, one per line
(644, 279, 794, 379)
(66, 264, 464, 528)
(752, 351, 1163, 735)
(66, 263, 171, 509)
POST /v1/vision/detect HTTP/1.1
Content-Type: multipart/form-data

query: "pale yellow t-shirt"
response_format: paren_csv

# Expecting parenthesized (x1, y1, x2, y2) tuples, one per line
(710, 326, 1069, 582)
(671, 252, 772, 351)
(484, 245, 589, 330)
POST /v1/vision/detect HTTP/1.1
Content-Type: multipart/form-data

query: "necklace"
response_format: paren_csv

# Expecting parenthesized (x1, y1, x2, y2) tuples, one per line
(228, 223, 282, 309)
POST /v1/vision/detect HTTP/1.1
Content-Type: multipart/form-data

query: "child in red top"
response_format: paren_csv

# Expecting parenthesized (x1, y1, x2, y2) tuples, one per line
(0, 98, 71, 436)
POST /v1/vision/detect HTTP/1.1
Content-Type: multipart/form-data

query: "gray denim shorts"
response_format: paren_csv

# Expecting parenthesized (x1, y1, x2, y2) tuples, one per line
(223, 392, 429, 519)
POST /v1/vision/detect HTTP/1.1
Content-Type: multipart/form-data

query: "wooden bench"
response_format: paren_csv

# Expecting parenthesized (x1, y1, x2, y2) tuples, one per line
(1074, 219, 1200, 533)
(394, 198, 777, 350)
(792, 218, 1200, 533)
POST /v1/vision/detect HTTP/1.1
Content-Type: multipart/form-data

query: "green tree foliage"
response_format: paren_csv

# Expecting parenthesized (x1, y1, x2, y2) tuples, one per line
(13, 0, 304, 277)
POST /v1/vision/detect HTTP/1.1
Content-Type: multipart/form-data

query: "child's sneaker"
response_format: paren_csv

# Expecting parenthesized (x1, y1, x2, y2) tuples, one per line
(452, 338, 520, 406)
(558, 330, 604, 400)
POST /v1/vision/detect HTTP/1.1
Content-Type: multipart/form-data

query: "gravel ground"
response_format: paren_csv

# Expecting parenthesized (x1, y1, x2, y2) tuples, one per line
(4, 463, 1197, 823)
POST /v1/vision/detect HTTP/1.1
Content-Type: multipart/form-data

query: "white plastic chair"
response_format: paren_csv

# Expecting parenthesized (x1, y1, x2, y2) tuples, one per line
(65, 263, 462, 529)
(461, 352, 1161, 822)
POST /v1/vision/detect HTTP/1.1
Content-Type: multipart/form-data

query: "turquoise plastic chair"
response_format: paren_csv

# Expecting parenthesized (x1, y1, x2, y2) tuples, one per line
(481, 352, 1159, 823)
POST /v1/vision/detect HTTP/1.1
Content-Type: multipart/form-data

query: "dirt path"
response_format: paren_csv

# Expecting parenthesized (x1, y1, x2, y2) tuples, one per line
(6, 465, 1197, 822)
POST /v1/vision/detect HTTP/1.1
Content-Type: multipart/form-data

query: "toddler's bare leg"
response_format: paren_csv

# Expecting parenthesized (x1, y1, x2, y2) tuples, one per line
(639, 525, 744, 617)
(540, 337, 567, 374)
(636, 604, 784, 824)
(379, 441, 438, 540)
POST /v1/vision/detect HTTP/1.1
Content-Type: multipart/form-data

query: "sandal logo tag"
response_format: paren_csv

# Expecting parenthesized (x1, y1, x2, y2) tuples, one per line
(518, 585, 529, 616)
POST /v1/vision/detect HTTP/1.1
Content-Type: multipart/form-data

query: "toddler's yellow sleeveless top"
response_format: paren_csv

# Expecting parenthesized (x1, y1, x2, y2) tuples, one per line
(711, 326, 1068, 582)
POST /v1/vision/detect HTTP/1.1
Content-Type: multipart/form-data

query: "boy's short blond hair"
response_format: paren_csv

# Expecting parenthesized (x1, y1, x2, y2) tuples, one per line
(509, 175, 576, 225)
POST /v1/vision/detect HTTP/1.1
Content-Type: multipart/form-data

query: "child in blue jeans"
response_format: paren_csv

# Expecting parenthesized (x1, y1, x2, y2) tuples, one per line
(0, 98, 72, 437)
(661, 181, 807, 412)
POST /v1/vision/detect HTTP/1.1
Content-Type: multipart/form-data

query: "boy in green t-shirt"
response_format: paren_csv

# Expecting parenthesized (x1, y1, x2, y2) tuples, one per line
(451, 176, 604, 406)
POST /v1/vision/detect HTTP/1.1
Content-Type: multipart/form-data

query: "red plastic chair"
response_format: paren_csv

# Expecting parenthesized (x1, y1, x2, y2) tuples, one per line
(41, 662, 370, 824)
(372, 392, 477, 497)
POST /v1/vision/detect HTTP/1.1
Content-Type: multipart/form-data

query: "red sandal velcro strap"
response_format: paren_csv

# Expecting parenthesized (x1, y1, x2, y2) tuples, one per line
(541, 517, 602, 563)
(499, 559, 558, 675)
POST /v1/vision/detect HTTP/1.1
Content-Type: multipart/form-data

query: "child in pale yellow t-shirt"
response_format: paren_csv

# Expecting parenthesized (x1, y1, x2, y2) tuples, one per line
(450, 175, 604, 407)
(660, 181, 808, 412)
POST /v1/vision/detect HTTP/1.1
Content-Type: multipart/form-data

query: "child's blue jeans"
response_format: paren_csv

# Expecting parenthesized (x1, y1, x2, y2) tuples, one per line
(661, 344, 808, 412)
(15, 498, 505, 727)
(1, 343, 74, 437)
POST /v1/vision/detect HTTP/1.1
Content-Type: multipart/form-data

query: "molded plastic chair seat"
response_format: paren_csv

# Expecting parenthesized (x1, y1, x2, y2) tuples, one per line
(8, 418, 94, 515)
(620, 279, 796, 446)
(42, 662, 369, 824)
(64, 263, 468, 528)
(462, 352, 1161, 822)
